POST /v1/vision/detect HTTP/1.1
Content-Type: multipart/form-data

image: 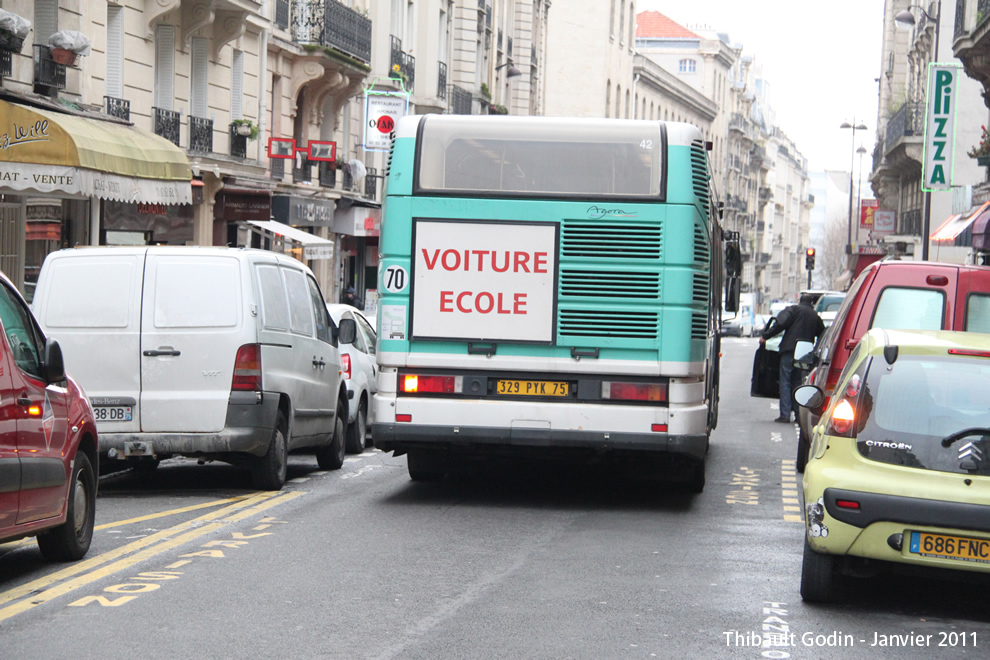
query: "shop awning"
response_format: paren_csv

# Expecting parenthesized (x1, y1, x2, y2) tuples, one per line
(931, 201, 990, 242)
(244, 220, 335, 260)
(0, 100, 191, 204)
(974, 206, 990, 251)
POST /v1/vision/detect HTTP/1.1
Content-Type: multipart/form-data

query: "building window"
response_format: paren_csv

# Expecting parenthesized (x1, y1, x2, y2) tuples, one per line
(679, 59, 696, 74)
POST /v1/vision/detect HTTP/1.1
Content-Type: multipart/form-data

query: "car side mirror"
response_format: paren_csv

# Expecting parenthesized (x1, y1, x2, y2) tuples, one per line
(793, 340, 817, 370)
(793, 384, 826, 415)
(43, 338, 65, 384)
(337, 318, 357, 345)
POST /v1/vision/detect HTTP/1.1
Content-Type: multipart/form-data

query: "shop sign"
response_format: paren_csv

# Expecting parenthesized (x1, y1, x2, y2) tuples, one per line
(104, 199, 194, 243)
(215, 191, 271, 221)
(363, 93, 407, 151)
(304, 245, 334, 260)
(332, 206, 381, 237)
(272, 195, 335, 227)
(860, 199, 878, 228)
(923, 63, 960, 192)
(872, 210, 896, 234)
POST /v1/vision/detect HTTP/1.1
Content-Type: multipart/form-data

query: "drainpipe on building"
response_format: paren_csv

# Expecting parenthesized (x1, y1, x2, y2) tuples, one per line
(631, 73, 640, 119)
(257, 29, 269, 167)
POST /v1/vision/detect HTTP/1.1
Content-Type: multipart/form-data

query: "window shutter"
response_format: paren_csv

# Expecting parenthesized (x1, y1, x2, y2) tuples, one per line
(231, 50, 244, 120)
(155, 25, 175, 111)
(34, 0, 58, 45)
(106, 6, 124, 99)
(191, 37, 209, 118)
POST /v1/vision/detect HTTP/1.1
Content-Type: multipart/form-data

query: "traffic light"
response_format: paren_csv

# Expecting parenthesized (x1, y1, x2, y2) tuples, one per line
(805, 248, 816, 271)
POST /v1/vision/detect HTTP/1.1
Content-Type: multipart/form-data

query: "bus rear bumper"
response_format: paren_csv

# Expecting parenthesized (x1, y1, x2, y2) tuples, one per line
(371, 422, 708, 461)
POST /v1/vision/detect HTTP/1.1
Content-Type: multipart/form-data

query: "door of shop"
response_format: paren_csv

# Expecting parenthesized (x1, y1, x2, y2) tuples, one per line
(0, 202, 23, 291)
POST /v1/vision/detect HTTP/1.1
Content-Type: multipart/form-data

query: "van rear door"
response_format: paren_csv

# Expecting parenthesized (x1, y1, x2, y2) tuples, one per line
(34, 250, 145, 433)
(140, 252, 247, 433)
(956, 268, 990, 331)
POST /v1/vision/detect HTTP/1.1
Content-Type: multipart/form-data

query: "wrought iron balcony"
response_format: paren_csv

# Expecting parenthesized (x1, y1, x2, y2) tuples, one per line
(153, 107, 181, 146)
(189, 115, 213, 153)
(342, 166, 353, 191)
(276, 0, 290, 30)
(292, 0, 372, 64)
(230, 124, 248, 159)
(104, 96, 130, 121)
(438, 61, 447, 100)
(33, 45, 66, 91)
(390, 35, 415, 91)
(319, 161, 335, 187)
(883, 102, 924, 155)
(0, 50, 11, 79)
(450, 85, 472, 115)
(365, 167, 379, 200)
(271, 158, 285, 181)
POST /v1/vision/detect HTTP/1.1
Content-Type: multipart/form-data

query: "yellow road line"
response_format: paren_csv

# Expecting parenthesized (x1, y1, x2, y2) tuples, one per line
(94, 495, 254, 530)
(0, 492, 273, 607)
(0, 491, 304, 622)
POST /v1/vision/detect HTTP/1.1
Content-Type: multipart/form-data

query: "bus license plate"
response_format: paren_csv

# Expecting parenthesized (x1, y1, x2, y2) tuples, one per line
(909, 531, 990, 563)
(94, 406, 133, 422)
(497, 380, 569, 396)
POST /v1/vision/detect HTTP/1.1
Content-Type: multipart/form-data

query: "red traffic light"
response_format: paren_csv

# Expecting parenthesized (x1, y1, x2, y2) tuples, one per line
(806, 248, 816, 257)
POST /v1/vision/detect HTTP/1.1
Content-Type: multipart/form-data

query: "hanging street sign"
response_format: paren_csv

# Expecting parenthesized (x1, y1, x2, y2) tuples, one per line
(922, 63, 961, 192)
(364, 92, 408, 151)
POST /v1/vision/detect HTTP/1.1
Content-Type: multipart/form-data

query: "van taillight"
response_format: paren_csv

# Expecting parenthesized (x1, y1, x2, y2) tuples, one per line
(341, 354, 351, 379)
(232, 344, 262, 391)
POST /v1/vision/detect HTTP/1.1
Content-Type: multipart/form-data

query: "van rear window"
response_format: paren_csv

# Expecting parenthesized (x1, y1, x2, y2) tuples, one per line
(966, 294, 990, 333)
(258, 265, 289, 331)
(871, 287, 944, 330)
(154, 261, 239, 328)
(43, 260, 135, 329)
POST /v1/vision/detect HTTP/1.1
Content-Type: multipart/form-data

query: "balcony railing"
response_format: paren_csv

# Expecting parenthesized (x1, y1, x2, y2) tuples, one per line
(365, 167, 381, 200)
(189, 115, 213, 153)
(104, 96, 130, 121)
(276, 0, 290, 30)
(292, 0, 372, 64)
(0, 49, 10, 78)
(319, 161, 335, 187)
(33, 45, 66, 90)
(293, 155, 312, 184)
(230, 124, 247, 159)
(980, 0, 990, 30)
(884, 102, 924, 154)
(342, 166, 353, 191)
(390, 35, 415, 91)
(153, 107, 181, 146)
(438, 61, 447, 100)
(271, 158, 285, 181)
(450, 85, 472, 115)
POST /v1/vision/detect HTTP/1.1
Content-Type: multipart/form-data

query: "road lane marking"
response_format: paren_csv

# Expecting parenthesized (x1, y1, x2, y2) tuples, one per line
(0, 490, 304, 622)
(0, 491, 291, 611)
(781, 460, 803, 523)
(726, 467, 760, 505)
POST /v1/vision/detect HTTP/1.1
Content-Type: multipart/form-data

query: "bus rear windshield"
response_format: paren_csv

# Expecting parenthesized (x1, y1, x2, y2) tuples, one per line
(416, 117, 664, 199)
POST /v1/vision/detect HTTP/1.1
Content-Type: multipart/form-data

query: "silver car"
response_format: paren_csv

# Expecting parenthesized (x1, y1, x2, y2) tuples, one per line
(326, 304, 377, 453)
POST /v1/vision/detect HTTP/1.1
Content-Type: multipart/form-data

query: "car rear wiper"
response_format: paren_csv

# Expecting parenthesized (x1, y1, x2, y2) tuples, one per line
(940, 428, 990, 448)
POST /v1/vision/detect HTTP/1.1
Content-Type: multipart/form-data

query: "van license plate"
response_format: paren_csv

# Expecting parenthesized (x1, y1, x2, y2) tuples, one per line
(909, 531, 990, 564)
(497, 380, 569, 396)
(94, 406, 132, 422)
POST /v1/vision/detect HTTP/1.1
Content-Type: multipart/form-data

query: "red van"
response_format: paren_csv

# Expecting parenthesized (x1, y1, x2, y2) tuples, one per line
(0, 270, 98, 560)
(795, 259, 990, 471)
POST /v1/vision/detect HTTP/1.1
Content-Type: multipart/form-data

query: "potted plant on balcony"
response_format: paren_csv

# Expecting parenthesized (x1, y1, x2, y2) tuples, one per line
(48, 30, 91, 67)
(0, 10, 30, 53)
(231, 119, 260, 140)
(968, 125, 990, 166)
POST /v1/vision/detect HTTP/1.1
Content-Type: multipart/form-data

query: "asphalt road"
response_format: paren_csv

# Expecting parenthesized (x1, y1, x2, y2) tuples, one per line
(1, 337, 988, 659)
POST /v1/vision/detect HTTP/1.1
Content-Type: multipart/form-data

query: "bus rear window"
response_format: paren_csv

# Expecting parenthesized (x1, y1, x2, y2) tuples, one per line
(416, 117, 664, 198)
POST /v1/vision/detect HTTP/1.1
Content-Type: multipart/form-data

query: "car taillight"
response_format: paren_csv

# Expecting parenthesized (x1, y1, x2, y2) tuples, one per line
(232, 344, 262, 391)
(341, 354, 351, 379)
(601, 381, 667, 402)
(827, 399, 856, 436)
(401, 374, 457, 393)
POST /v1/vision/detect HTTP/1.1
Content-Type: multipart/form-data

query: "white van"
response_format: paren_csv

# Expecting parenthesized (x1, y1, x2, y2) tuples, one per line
(32, 247, 356, 490)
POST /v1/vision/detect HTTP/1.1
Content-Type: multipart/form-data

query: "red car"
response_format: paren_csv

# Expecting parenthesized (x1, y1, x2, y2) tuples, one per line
(0, 271, 98, 560)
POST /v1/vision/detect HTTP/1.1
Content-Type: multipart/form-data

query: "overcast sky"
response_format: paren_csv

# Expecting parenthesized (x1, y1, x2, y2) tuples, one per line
(636, 0, 885, 174)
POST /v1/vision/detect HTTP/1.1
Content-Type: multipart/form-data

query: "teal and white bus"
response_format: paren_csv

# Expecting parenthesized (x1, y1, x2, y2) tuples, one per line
(373, 115, 740, 491)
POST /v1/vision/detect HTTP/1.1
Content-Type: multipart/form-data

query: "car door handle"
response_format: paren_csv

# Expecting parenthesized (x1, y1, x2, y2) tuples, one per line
(313, 357, 325, 368)
(17, 396, 32, 406)
(144, 349, 181, 357)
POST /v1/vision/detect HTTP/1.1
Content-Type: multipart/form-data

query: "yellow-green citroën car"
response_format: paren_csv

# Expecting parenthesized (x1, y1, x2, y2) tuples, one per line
(794, 328, 990, 603)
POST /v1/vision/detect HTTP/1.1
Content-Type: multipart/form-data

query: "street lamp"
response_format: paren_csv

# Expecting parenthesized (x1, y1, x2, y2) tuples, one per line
(896, 1, 942, 261)
(495, 59, 522, 78)
(855, 144, 868, 238)
(840, 120, 868, 260)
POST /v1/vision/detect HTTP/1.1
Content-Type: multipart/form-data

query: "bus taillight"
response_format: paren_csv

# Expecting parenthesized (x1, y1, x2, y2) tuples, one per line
(402, 374, 458, 393)
(602, 382, 667, 402)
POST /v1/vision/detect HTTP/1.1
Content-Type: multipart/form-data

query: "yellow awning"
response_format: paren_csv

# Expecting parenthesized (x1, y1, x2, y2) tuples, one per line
(0, 100, 191, 204)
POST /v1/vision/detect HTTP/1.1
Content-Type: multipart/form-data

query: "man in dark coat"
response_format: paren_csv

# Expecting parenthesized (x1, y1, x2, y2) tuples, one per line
(760, 293, 825, 423)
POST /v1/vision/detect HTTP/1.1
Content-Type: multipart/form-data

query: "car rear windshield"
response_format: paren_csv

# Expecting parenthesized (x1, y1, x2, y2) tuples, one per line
(856, 354, 990, 475)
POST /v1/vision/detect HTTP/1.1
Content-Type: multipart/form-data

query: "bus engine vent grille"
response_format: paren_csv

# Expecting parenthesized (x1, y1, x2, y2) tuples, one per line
(691, 312, 708, 340)
(694, 224, 710, 264)
(690, 140, 711, 216)
(692, 272, 709, 304)
(561, 223, 661, 259)
(559, 310, 658, 339)
(560, 270, 660, 299)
